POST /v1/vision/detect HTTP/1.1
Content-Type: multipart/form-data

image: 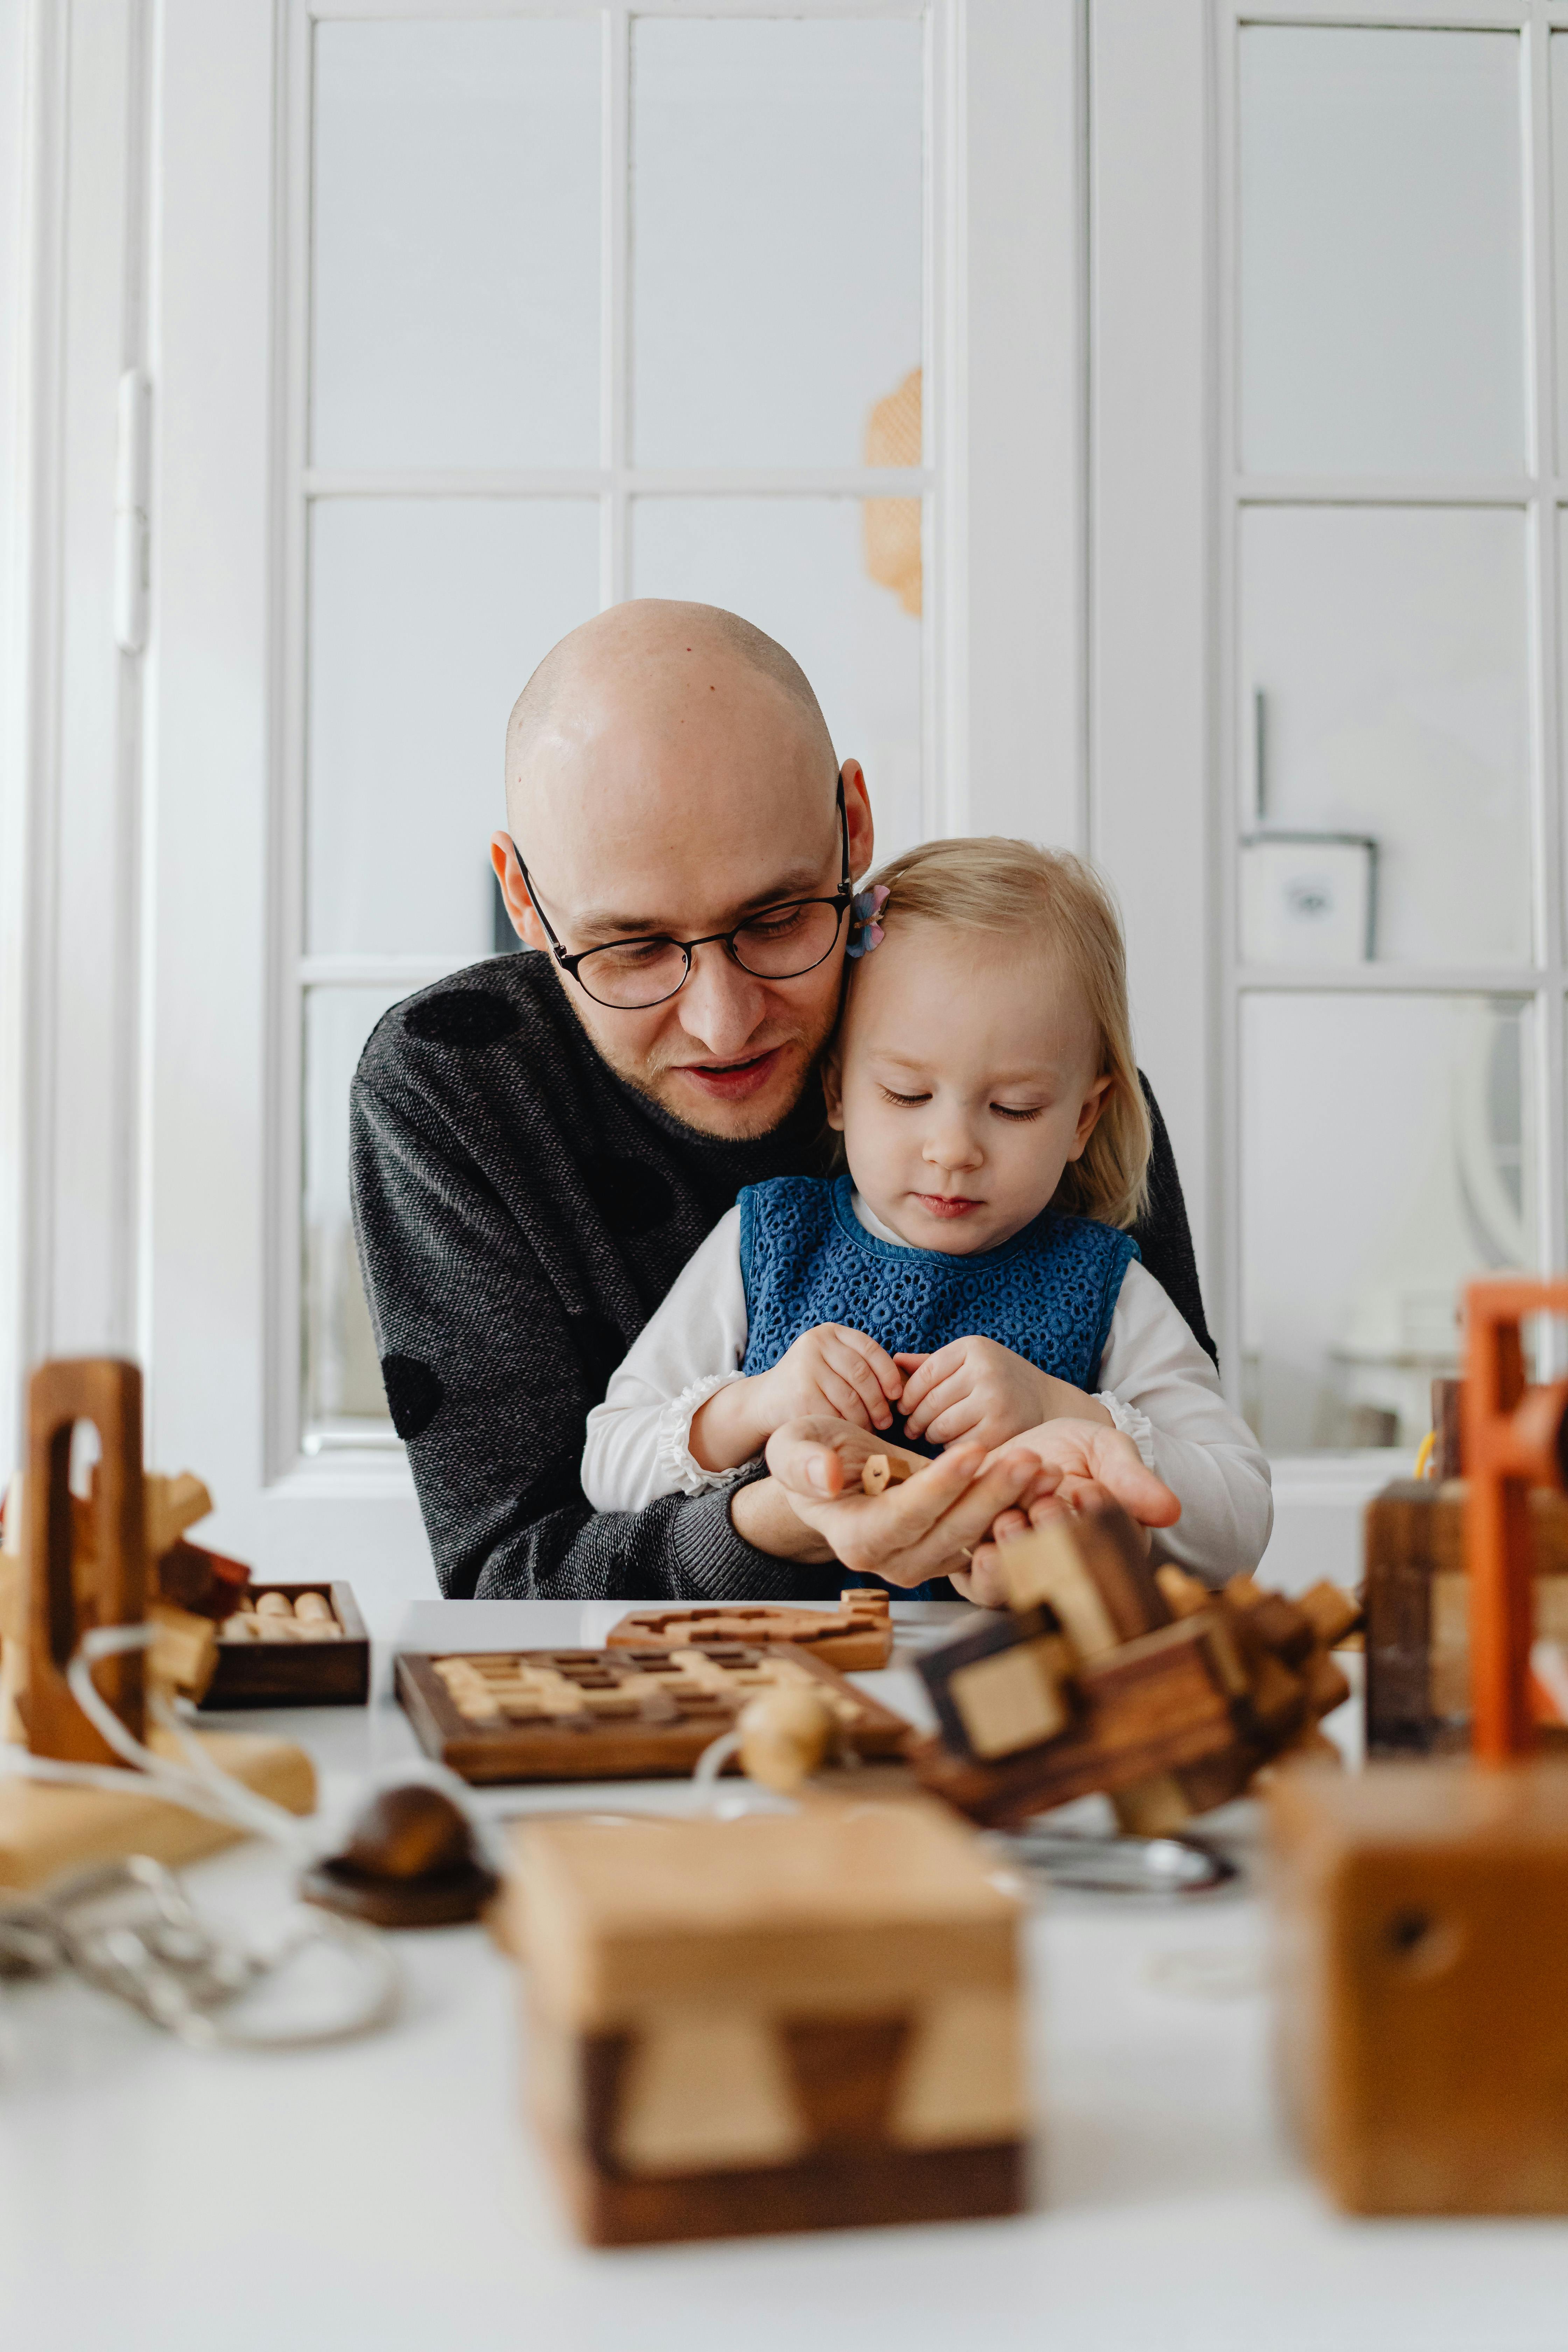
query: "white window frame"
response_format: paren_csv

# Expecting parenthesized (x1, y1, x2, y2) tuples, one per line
(283, 0, 943, 1476)
(1213, 0, 1568, 1429)
(43, 0, 1086, 1593)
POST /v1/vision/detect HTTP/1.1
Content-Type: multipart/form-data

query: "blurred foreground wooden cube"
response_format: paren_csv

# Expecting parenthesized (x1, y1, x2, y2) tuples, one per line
(1271, 1760, 1568, 2213)
(508, 1799, 1029, 2245)
(1273, 1277, 1568, 2215)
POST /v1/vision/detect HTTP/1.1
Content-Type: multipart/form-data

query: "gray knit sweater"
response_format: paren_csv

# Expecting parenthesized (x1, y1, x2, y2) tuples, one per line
(350, 953, 1215, 1600)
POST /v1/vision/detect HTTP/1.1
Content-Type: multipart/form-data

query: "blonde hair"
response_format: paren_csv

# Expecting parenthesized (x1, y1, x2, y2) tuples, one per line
(853, 837, 1152, 1229)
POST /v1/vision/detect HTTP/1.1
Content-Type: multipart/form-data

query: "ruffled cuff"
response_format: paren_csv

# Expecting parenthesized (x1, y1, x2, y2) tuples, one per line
(656, 1371, 757, 1495)
(1097, 1392, 1157, 1470)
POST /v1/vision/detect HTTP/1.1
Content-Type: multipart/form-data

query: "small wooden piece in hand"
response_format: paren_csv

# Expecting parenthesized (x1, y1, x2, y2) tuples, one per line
(860, 1443, 923, 1497)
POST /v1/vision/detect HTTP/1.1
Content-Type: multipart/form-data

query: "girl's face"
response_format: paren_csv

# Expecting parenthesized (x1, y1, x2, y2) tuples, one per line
(822, 922, 1112, 1256)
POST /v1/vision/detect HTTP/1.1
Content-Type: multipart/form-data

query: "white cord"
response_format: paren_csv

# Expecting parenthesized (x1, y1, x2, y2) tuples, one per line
(1, 1623, 318, 1857)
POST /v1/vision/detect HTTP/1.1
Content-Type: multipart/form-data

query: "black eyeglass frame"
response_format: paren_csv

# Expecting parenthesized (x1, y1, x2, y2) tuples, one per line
(513, 775, 854, 1010)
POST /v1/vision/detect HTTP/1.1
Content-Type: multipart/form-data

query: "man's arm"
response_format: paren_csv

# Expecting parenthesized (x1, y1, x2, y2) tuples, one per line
(350, 1069, 843, 1601)
(1133, 1075, 1217, 1367)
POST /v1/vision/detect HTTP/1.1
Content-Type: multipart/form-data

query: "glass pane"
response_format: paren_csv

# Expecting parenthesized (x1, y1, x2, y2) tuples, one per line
(303, 986, 407, 1435)
(631, 497, 924, 857)
(1239, 27, 1525, 475)
(1241, 994, 1536, 1452)
(632, 19, 923, 467)
(312, 21, 601, 469)
(1239, 507, 1532, 966)
(307, 498, 600, 958)
(1552, 39, 1568, 469)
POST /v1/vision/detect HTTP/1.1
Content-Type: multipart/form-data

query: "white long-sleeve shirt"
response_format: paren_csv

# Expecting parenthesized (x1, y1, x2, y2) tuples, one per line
(582, 1194, 1272, 1582)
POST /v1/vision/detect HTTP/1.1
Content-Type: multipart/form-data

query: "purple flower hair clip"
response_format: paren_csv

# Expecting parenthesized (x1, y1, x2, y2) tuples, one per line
(846, 883, 889, 959)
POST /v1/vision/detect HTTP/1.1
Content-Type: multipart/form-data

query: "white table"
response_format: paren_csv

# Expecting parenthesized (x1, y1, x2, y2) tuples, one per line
(1, 1601, 1562, 2352)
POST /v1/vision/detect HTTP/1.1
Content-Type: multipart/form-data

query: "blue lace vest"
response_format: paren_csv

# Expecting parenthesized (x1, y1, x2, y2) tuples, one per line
(739, 1173, 1138, 1395)
(738, 1175, 1137, 1600)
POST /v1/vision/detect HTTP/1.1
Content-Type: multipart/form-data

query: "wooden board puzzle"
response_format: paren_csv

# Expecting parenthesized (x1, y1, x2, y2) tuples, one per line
(395, 1642, 912, 1785)
(606, 1589, 893, 1673)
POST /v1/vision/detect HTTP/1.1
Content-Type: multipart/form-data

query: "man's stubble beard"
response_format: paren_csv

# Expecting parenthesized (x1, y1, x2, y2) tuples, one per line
(548, 959, 844, 1138)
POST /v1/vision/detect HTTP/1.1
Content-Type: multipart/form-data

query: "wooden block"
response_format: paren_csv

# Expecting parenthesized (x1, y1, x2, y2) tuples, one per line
(1302, 1648, 1353, 1722)
(510, 1799, 1028, 2244)
(608, 1591, 893, 1674)
(1154, 1563, 1212, 1620)
(1295, 1580, 1363, 1652)
(141, 1470, 213, 1561)
(1271, 1760, 1568, 2213)
(916, 1608, 1073, 1762)
(912, 1609, 1246, 1826)
(1432, 1375, 1464, 1480)
(1224, 1577, 1316, 1669)
(400, 1643, 911, 1785)
(511, 1798, 1020, 2029)
(1111, 1774, 1194, 1836)
(995, 1497, 1169, 1662)
(156, 1538, 251, 1622)
(0, 1548, 23, 1647)
(1365, 1481, 1568, 1755)
(0, 1726, 315, 1891)
(146, 1604, 218, 1703)
(199, 1581, 369, 1708)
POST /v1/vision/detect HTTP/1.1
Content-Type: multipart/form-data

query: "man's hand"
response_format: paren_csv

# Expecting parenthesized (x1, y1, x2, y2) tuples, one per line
(758, 1415, 1057, 1590)
(691, 1324, 904, 1472)
(897, 1338, 1114, 1451)
(950, 1418, 1181, 1605)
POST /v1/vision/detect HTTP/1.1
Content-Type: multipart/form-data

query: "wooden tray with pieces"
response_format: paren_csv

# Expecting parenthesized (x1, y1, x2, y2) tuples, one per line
(395, 1643, 912, 1785)
(607, 1589, 893, 1673)
(200, 1581, 370, 1709)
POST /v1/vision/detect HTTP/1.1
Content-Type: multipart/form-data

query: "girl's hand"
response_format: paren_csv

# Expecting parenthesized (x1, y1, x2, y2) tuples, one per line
(694, 1324, 905, 1471)
(896, 1339, 1114, 1451)
(759, 1416, 1059, 1589)
(760, 1323, 904, 1433)
(948, 1420, 1180, 1603)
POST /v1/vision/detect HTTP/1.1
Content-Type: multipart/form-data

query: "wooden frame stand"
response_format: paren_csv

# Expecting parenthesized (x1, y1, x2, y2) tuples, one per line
(2, 1357, 316, 1890)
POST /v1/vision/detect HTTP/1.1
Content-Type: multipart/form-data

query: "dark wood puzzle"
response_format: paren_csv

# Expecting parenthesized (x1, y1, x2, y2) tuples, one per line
(607, 1589, 893, 1673)
(395, 1642, 912, 1785)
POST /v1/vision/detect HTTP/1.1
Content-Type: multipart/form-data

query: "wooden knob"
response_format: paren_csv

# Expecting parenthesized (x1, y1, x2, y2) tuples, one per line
(736, 1687, 836, 1794)
(341, 1784, 474, 1883)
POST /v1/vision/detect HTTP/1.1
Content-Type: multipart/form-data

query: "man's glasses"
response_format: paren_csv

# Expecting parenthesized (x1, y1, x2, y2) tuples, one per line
(514, 777, 854, 1011)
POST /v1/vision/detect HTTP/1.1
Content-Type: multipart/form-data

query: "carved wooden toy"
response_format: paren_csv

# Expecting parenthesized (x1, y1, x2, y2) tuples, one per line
(608, 1590, 893, 1673)
(0, 1357, 315, 1891)
(911, 1497, 1357, 1828)
(1365, 1477, 1568, 1756)
(396, 1643, 911, 1786)
(1271, 1277, 1568, 2213)
(506, 1797, 1028, 2244)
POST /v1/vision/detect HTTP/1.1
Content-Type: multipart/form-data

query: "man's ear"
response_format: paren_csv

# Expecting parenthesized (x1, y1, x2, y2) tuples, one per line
(1065, 1072, 1114, 1163)
(822, 1049, 847, 1132)
(841, 758, 874, 884)
(490, 832, 548, 951)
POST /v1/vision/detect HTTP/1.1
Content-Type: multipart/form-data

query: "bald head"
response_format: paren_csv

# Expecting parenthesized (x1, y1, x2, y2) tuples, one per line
(490, 596, 872, 1140)
(504, 600, 835, 836)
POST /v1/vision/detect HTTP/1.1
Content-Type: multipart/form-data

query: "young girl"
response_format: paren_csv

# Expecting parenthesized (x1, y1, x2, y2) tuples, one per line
(582, 839, 1270, 1584)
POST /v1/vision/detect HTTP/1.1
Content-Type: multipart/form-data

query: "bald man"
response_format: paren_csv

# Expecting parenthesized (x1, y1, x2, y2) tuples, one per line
(350, 601, 1215, 1600)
